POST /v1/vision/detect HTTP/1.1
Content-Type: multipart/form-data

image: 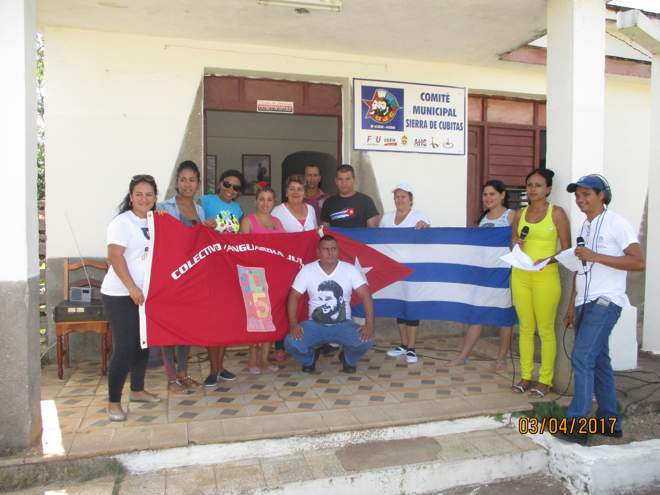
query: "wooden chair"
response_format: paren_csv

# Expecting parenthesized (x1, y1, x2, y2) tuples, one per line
(54, 259, 111, 379)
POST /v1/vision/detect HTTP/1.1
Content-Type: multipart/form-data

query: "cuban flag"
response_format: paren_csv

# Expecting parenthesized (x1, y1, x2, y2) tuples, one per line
(331, 227, 516, 327)
(329, 208, 355, 221)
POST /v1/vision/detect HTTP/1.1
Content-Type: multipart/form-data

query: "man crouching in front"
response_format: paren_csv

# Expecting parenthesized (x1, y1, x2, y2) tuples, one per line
(285, 234, 374, 374)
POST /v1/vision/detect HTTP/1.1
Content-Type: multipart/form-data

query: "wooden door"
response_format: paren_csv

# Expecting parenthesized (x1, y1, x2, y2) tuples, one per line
(466, 95, 546, 223)
(467, 125, 484, 226)
(486, 126, 535, 188)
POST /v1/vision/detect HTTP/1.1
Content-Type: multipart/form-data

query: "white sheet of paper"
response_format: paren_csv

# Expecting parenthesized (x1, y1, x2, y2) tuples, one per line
(555, 247, 583, 273)
(499, 244, 551, 271)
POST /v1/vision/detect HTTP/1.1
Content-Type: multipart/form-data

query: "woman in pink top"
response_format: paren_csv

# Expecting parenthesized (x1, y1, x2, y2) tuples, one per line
(240, 183, 285, 373)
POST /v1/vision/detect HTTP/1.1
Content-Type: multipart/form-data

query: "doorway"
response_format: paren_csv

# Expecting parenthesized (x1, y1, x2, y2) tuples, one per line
(203, 76, 343, 213)
(205, 111, 338, 213)
(280, 151, 337, 199)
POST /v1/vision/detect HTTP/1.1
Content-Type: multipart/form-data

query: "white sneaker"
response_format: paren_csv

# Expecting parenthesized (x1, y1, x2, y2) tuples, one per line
(387, 346, 407, 357)
(405, 350, 418, 363)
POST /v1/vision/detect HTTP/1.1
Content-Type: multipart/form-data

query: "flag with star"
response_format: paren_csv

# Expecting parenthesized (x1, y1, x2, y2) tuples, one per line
(325, 228, 414, 307)
(330, 227, 516, 326)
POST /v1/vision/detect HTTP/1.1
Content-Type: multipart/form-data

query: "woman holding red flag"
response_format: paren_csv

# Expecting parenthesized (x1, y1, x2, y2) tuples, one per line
(157, 160, 214, 395)
(240, 183, 286, 373)
(200, 169, 246, 389)
(101, 174, 161, 421)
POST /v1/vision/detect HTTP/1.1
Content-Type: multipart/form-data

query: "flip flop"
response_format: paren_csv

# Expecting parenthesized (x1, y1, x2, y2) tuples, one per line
(529, 384, 550, 397)
(512, 379, 532, 393)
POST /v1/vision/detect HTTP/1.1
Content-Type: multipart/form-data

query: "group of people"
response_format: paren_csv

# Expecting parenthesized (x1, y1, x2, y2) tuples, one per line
(99, 161, 644, 445)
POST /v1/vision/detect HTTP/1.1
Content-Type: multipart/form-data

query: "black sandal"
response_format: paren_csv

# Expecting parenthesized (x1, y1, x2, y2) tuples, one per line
(512, 379, 532, 393)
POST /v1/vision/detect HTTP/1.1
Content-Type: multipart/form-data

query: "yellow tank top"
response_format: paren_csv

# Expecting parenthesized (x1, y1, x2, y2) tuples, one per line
(517, 203, 558, 260)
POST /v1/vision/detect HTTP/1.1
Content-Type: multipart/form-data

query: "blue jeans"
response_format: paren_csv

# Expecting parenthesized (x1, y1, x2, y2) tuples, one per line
(284, 320, 373, 367)
(567, 298, 622, 429)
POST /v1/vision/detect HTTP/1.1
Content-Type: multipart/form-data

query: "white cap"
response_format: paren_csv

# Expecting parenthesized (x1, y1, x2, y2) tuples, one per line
(392, 182, 413, 194)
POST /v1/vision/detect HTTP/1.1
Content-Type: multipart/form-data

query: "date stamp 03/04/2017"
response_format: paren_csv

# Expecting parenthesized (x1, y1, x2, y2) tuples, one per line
(518, 417, 618, 435)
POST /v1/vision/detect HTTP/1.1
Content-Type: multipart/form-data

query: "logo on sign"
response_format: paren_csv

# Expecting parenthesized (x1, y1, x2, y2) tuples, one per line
(237, 265, 276, 333)
(361, 86, 404, 131)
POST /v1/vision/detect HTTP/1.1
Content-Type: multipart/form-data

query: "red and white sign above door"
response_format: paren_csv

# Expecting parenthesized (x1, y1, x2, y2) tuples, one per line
(256, 100, 294, 114)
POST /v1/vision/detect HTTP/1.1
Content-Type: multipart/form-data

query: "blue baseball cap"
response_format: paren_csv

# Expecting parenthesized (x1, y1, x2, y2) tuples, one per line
(566, 175, 607, 193)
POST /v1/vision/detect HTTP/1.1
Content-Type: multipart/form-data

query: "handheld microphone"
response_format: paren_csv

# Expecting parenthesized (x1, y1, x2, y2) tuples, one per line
(520, 226, 530, 240)
(576, 236, 587, 268)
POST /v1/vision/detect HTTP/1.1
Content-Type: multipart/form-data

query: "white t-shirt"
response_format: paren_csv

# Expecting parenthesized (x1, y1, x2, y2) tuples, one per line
(272, 203, 317, 232)
(574, 209, 639, 308)
(100, 211, 151, 296)
(292, 260, 367, 324)
(379, 209, 431, 228)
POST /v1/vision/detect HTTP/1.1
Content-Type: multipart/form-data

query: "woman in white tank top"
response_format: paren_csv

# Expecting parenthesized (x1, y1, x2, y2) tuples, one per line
(448, 180, 514, 371)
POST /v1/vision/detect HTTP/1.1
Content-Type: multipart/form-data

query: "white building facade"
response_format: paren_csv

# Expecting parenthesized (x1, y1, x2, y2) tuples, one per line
(2, 0, 659, 448)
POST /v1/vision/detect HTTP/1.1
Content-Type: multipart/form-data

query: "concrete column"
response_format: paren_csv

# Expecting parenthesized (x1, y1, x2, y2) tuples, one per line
(644, 55, 660, 354)
(616, 10, 660, 354)
(547, 0, 606, 216)
(0, 0, 42, 451)
(546, 0, 606, 391)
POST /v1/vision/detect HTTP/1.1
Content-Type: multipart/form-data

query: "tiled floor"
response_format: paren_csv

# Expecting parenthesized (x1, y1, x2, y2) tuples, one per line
(33, 336, 545, 461)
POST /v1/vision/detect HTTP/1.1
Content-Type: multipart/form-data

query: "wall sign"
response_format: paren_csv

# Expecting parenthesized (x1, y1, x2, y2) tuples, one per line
(257, 100, 294, 114)
(353, 78, 466, 155)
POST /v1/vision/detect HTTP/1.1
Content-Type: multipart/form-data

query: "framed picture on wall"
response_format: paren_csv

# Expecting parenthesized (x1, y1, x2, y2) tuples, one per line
(205, 154, 217, 194)
(242, 154, 271, 195)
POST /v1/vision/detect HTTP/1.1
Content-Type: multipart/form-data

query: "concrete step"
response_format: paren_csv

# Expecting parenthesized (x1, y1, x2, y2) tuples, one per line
(116, 417, 547, 494)
(6, 416, 660, 494)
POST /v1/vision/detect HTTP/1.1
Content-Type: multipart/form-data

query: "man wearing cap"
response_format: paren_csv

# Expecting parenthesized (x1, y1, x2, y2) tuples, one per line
(321, 164, 380, 228)
(556, 174, 644, 445)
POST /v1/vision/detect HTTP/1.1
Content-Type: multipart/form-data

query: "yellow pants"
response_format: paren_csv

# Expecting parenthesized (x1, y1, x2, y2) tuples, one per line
(511, 266, 560, 386)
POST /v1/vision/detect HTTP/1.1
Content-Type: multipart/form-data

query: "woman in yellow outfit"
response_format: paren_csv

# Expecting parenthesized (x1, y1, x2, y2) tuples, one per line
(511, 168, 570, 397)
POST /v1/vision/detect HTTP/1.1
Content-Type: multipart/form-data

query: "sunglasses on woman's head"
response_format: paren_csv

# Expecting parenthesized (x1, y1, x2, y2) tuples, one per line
(222, 180, 242, 192)
(132, 174, 155, 182)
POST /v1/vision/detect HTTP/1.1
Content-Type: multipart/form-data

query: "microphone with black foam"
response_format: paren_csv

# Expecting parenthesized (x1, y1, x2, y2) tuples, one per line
(520, 226, 530, 240)
(576, 236, 587, 269)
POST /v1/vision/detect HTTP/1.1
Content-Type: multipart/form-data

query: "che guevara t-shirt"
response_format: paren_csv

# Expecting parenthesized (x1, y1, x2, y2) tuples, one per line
(291, 260, 367, 324)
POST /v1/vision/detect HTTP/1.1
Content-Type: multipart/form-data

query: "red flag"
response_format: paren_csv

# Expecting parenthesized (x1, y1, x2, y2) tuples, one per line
(140, 215, 412, 347)
(141, 213, 319, 347)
